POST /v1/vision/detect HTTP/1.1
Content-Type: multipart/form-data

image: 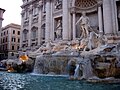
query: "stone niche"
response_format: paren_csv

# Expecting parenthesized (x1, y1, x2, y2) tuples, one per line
(76, 11, 98, 38)
(74, 0, 98, 38)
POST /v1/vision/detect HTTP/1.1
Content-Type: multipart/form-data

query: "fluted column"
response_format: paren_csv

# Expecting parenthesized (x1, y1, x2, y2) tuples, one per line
(38, 4, 42, 46)
(111, 0, 118, 34)
(20, 11, 24, 49)
(45, 0, 51, 42)
(28, 5, 33, 48)
(73, 13, 76, 40)
(62, 0, 69, 40)
(98, 2, 103, 34)
(103, 0, 113, 35)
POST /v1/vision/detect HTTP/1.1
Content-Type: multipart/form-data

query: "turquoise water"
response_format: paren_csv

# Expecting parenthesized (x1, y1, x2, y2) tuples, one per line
(0, 72, 120, 90)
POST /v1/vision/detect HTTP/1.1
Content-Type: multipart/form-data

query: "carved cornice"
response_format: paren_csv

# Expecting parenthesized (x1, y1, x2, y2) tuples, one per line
(21, 0, 40, 8)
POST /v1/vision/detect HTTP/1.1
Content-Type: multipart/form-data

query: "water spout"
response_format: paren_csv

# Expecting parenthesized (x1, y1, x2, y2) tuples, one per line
(74, 64, 80, 79)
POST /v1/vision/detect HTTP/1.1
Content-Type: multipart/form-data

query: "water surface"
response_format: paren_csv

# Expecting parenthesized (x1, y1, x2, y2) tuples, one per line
(0, 72, 120, 90)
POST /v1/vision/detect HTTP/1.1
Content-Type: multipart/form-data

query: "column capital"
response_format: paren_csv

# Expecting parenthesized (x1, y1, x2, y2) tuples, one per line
(97, 0, 103, 7)
(38, 1, 43, 8)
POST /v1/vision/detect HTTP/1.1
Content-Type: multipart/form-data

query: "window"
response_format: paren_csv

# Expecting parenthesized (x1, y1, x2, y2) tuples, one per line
(32, 30, 37, 39)
(6, 44, 7, 50)
(18, 31, 20, 35)
(12, 37, 13, 42)
(3, 45, 4, 50)
(6, 37, 7, 42)
(33, 7, 38, 16)
(23, 33, 27, 41)
(3, 38, 5, 43)
(25, 10, 28, 20)
(23, 29, 28, 41)
(14, 38, 16, 42)
(31, 27, 38, 40)
(11, 53, 14, 56)
(1, 39, 2, 43)
(13, 30, 15, 34)
(4, 32, 5, 35)
(12, 46, 14, 50)
(18, 38, 19, 42)
(11, 37, 16, 42)
(17, 46, 19, 50)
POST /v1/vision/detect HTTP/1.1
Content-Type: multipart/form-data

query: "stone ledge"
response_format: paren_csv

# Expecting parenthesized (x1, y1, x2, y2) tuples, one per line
(107, 36, 120, 44)
(87, 78, 120, 83)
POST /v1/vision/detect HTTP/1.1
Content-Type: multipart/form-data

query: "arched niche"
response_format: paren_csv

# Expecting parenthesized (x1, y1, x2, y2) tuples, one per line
(31, 26, 38, 40)
(23, 29, 28, 41)
(71, 0, 98, 13)
(71, 0, 99, 38)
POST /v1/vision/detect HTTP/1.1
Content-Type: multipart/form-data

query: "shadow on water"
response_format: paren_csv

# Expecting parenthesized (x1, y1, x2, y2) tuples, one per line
(0, 71, 120, 90)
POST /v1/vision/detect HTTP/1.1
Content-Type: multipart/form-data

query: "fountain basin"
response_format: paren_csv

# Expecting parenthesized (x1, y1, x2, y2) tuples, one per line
(87, 78, 120, 83)
(0, 71, 120, 90)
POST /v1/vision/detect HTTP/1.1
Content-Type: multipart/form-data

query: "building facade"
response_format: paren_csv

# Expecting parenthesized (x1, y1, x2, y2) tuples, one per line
(0, 8, 5, 44)
(0, 23, 21, 60)
(20, 0, 120, 52)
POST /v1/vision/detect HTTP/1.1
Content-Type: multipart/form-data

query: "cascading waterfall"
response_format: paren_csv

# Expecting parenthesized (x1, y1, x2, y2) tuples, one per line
(74, 64, 80, 79)
(73, 58, 94, 79)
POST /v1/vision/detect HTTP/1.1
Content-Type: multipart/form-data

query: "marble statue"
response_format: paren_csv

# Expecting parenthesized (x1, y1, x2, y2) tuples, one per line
(55, 19, 62, 39)
(76, 12, 90, 39)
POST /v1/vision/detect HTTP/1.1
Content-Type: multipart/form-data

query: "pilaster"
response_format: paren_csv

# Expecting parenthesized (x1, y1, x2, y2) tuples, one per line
(62, 0, 69, 40)
(97, 0, 103, 34)
(103, 0, 113, 36)
(28, 5, 33, 48)
(73, 12, 76, 40)
(38, 3, 42, 46)
(45, 0, 51, 42)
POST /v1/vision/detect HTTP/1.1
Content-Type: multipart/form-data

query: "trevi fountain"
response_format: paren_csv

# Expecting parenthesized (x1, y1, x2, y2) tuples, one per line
(1, 0, 120, 90)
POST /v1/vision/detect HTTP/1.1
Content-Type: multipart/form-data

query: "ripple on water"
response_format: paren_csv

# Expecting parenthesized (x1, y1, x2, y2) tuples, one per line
(0, 72, 120, 90)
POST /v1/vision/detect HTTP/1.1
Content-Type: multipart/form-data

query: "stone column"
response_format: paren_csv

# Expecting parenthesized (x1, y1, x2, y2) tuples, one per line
(111, 0, 118, 35)
(103, 0, 113, 35)
(28, 5, 33, 48)
(73, 13, 76, 40)
(20, 12, 24, 49)
(98, 2, 103, 34)
(38, 4, 42, 46)
(62, 0, 69, 40)
(50, 1, 54, 41)
(45, 0, 51, 42)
